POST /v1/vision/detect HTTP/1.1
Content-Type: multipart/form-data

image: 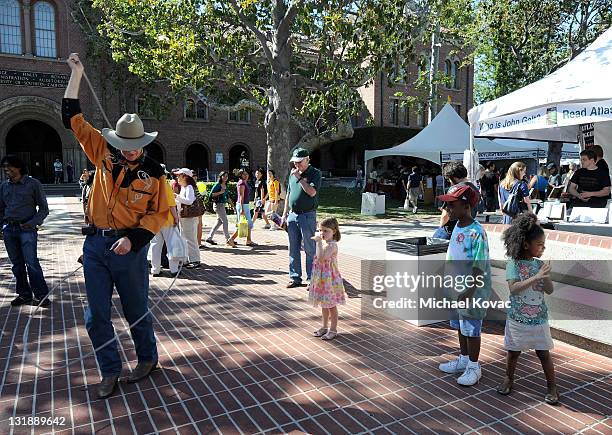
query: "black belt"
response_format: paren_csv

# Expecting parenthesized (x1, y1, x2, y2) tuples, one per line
(292, 208, 316, 215)
(5, 219, 29, 225)
(96, 228, 129, 237)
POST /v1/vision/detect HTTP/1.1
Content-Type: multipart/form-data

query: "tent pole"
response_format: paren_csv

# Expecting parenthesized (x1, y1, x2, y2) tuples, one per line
(468, 122, 476, 181)
(363, 155, 367, 192)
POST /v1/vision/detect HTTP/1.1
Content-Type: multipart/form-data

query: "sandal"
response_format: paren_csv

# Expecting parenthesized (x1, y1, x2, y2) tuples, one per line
(245, 241, 257, 247)
(544, 387, 559, 405)
(314, 327, 328, 337)
(322, 330, 338, 341)
(226, 239, 236, 247)
(496, 377, 513, 396)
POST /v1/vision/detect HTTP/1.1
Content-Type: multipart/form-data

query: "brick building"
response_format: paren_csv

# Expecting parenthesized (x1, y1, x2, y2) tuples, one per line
(0, 1, 473, 183)
(311, 42, 474, 176)
(0, 0, 266, 183)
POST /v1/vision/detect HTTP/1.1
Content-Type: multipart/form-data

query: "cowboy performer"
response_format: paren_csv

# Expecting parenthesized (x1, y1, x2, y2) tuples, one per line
(63, 53, 169, 399)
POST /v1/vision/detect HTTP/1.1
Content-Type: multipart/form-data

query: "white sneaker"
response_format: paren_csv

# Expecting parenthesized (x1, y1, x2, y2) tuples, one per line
(413, 206, 418, 213)
(439, 356, 468, 374)
(457, 364, 482, 386)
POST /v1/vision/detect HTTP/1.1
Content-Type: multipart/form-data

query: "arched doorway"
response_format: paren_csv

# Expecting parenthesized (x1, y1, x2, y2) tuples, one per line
(185, 143, 209, 179)
(229, 144, 250, 172)
(6, 120, 62, 183)
(145, 141, 165, 165)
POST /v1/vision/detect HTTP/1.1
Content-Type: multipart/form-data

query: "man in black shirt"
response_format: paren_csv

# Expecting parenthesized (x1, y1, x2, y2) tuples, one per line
(0, 155, 50, 307)
(479, 162, 499, 212)
(592, 145, 609, 173)
(568, 149, 611, 208)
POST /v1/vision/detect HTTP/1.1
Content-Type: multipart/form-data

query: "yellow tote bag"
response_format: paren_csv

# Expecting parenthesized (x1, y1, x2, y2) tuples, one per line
(238, 216, 249, 238)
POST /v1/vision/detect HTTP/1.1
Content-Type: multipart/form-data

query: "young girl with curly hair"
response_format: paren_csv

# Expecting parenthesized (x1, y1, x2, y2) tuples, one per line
(498, 213, 558, 404)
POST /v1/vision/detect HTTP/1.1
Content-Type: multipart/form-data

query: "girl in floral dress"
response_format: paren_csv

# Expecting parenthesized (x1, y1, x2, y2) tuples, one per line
(309, 217, 346, 340)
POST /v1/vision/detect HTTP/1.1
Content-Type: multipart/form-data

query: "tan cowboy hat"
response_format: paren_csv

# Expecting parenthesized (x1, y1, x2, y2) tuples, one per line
(101, 113, 158, 151)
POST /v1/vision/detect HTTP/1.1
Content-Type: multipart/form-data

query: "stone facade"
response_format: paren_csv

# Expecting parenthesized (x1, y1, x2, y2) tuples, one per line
(0, 0, 267, 183)
(0, 1, 473, 182)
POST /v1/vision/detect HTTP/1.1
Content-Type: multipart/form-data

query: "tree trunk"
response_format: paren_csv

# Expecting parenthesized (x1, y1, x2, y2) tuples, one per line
(265, 73, 294, 200)
(265, 0, 294, 201)
(547, 141, 562, 169)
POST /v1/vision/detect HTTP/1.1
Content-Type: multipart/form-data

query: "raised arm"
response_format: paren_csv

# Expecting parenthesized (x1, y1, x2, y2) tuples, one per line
(64, 53, 84, 99)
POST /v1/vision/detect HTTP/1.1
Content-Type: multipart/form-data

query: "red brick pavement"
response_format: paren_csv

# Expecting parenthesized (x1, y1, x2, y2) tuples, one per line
(0, 201, 610, 434)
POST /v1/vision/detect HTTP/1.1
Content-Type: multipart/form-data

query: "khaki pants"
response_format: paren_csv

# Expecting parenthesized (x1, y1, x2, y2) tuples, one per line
(406, 188, 420, 208)
(179, 216, 200, 263)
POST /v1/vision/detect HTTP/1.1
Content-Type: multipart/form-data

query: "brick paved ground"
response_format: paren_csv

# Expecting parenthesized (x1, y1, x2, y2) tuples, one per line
(0, 198, 611, 434)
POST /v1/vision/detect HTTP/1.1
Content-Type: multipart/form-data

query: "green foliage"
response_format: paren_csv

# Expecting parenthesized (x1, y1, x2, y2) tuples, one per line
(86, 1, 448, 143)
(197, 181, 238, 204)
(469, 0, 612, 103)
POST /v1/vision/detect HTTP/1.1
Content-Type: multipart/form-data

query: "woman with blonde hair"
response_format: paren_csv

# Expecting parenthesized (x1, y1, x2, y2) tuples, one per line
(498, 162, 532, 224)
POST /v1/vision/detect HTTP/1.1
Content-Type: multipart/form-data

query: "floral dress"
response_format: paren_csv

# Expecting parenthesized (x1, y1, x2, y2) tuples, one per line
(308, 241, 347, 308)
(504, 258, 554, 351)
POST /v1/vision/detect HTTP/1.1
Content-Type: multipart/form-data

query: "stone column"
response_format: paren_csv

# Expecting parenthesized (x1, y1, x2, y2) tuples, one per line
(23, 0, 33, 55)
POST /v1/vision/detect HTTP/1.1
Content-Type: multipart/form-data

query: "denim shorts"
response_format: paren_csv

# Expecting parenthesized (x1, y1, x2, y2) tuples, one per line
(450, 318, 483, 337)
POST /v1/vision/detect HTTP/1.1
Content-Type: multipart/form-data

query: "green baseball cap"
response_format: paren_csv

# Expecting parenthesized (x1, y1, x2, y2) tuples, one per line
(290, 148, 309, 162)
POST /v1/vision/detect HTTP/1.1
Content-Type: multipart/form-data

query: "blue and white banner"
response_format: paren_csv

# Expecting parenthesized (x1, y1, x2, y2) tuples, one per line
(475, 98, 612, 137)
(442, 150, 542, 163)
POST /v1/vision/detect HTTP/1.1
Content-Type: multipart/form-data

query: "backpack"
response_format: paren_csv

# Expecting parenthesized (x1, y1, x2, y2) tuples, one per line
(502, 181, 525, 218)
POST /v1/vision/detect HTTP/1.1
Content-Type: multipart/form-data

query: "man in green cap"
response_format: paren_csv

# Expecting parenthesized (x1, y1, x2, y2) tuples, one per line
(282, 148, 322, 288)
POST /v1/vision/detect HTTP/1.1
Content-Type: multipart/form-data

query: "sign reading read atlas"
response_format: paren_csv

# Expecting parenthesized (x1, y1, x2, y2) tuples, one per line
(0, 69, 69, 89)
(476, 98, 612, 136)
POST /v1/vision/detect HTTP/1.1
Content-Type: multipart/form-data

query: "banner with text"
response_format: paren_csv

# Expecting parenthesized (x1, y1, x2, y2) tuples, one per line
(442, 150, 542, 162)
(475, 99, 612, 137)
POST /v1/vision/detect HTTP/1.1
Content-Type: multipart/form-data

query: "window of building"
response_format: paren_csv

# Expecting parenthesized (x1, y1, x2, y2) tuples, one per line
(136, 95, 160, 119)
(444, 59, 452, 77)
(185, 99, 196, 119)
(196, 101, 208, 120)
(0, 0, 22, 54)
(453, 61, 461, 89)
(403, 105, 410, 126)
(394, 61, 408, 84)
(390, 99, 399, 126)
(229, 109, 251, 123)
(417, 103, 427, 127)
(34, 1, 56, 58)
(184, 99, 208, 121)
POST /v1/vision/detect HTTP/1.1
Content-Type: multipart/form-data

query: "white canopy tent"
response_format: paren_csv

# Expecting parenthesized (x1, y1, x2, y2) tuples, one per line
(364, 103, 530, 170)
(468, 27, 612, 144)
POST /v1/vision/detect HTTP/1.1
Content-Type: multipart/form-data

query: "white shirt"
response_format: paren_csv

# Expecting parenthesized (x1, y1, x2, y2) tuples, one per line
(175, 184, 195, 213)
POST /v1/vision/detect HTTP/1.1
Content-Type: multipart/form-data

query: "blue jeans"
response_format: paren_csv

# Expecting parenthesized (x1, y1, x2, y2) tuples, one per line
(235, 203, 253, 229)
(2, 224, 49, 299)
(82, 234, 157, 377)
(287, 211, 316, 283)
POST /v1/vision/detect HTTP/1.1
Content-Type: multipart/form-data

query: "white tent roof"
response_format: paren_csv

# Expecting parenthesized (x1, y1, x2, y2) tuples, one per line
(468, 27, 612, 142)
(365, 103, 524, 165)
